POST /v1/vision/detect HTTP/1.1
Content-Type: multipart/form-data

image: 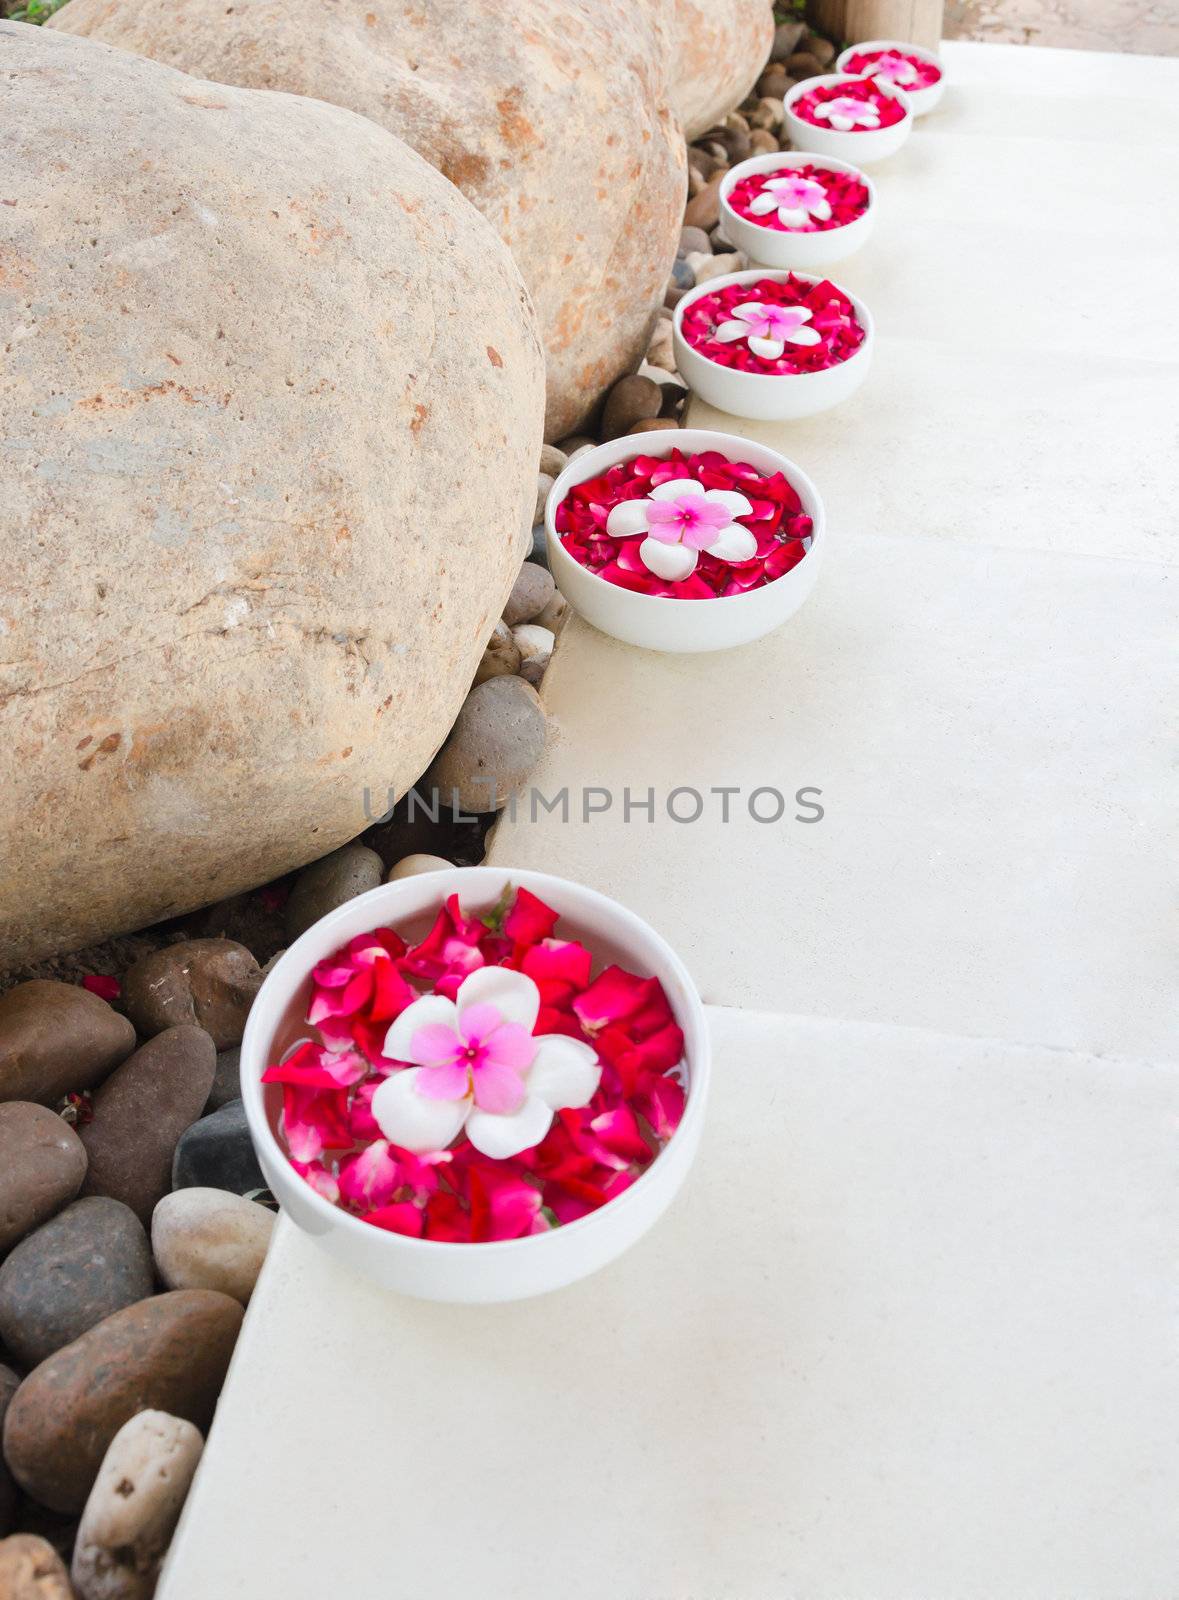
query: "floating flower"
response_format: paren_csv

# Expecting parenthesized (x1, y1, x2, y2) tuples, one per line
(864, 50, 918, 85)
(371, 967, 601, 1159)
(730, 162, 870, 235)
(843, 46, 941, 90)
(748, 173, 832, 229)
(605, 479, 757, 581)
(681, 273, 865, 380)
(729, 163, 870, 235)
(266, 886, 689, 1240)
(556, 445, 814, 599)
(811, 93, 881, 131)
(713, 300, 821, 361)
(792, 78, 907, 133)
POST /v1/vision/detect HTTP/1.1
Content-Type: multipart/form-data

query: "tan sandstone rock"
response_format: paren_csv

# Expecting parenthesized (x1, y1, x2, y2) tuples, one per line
(670, 0, 775, 139)
(0, 24, 544, 967)
(48, 0, 685, 441)
(71, 1410, 203, 1600)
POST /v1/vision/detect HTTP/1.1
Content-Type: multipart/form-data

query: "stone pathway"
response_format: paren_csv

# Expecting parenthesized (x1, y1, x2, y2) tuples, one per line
(156, 41, 1179, 1598)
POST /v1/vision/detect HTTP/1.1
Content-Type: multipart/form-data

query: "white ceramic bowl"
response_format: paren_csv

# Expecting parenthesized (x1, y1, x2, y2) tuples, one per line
(836, 39, 946, 116)
(241, 866, 709, 1303)
(719, 151, 876, 270)
(544, 427, 825, 652)
(672, 268, 873, 422)
(782, 73, 913, 164)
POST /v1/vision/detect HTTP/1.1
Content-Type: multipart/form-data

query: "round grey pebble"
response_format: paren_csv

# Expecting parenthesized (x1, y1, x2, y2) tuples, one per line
(534, 472, 554, 527)
(0, 1198, 153, 1369)
(538, 444, 567, 478)
(502, 561, 555, 627)
(284, 843, 383, 941)
(679, 224, 712, 256)
(671, 257, 695, 292)
(424, 676, 546, 813)
(535, 590, 567, 631)
(529, 523, 549, 569)
(601, 373, 663, 442)
(171, 1100, 265, 1197)
(771, 18, 806, 60)
(554, 433, 595, 459)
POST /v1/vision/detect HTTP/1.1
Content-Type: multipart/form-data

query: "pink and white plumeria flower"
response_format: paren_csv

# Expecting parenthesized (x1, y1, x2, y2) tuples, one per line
(605, 479, 757, 581)
(714, 300, 821, 363)
(812, 94, 881, 131)
(371, 967, 600, 1159)
(748, 173, 832, 229)
(865, 51, 919, 87)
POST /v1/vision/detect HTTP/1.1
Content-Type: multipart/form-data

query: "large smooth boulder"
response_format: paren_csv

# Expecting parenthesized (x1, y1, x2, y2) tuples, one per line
(671, 0, 775, 138)
(0, 24, 544, 968)
(47, 0, 686, 440)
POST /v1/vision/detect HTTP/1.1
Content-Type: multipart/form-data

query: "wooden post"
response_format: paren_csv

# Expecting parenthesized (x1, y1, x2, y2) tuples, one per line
(808, 0, 944, 49)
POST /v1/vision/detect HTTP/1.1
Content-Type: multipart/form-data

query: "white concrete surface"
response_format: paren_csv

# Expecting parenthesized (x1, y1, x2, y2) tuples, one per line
(159, 42, 1179, 1599)
(490, 37, 1179, 1054)
(160, 1009, 1179, 1600)
(492, 541, 1175, 1057)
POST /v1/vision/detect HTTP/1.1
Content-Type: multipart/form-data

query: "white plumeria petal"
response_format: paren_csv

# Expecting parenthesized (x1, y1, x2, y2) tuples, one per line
(748, 191, 778, 215)
(732, 301, 769, 320)
(703, 522, 759, 563)
(455, 965, 540, 1032)
(829, 114, 856, 131)
(606, 499, 650, 538)
(811, 199, 832, 222)
(747, 335, 785, 360)
(775, 205, 809, 228)
(784, 326, 822, 346)
(648, 477, 698, 501)
(714, 320, 750, 343)
(704, 488, 753, 517)
(371, 1067, 470, 1153)
(526, 1034, 601, 1111)
(383, 994, 458, 1064)
(639, 537, 698, 581)
(465, 1094, 554, 1160)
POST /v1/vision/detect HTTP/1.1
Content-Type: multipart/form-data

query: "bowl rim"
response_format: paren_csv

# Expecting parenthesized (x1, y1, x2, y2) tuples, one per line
(543, 426, 825, 612)
(718, 149, 877, 235)
(240, 865, 711, 1258)
(782, 70, 914, 125)
(671, 265, 875, 387)
(836, 37, 944, 77)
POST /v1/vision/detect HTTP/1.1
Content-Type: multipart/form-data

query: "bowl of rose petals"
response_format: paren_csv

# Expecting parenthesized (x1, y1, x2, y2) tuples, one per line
(545, 427, 824, 652)
(241, 867, 709, 1302)
(720, 151, 876, 270)
(783, 72, 913, 163)
(837, 39, 945, 116)
(672, 268, 872, 422)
